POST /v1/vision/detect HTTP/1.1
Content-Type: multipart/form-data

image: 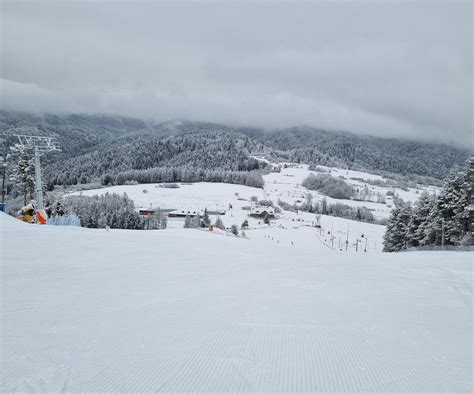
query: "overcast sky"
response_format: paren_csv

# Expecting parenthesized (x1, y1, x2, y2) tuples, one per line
(1, 1, 472, 145)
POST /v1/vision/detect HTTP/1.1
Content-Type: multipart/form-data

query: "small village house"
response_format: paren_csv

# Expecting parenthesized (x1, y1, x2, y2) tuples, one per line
(249, 206, 275, 218)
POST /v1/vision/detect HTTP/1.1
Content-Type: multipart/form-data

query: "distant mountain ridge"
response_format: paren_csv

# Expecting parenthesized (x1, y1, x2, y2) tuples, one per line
(0, 110, 148, 157)
(0, 110, 471, 185)
(260, 125, 471, 179)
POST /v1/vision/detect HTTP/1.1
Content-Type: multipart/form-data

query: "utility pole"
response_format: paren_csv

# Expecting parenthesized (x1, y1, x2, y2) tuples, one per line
(345, 223, 350, 251)
(441, 218, 445, 250)
(33, 147, 44, 210)
(364, 237, 368, 252)
(331, 221, 334, 248)
(12, 134, 60, 213)
(0, 155, 8, 205)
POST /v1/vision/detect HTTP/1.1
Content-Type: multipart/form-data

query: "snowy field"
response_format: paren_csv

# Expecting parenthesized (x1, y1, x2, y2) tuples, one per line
(2, 213, 472, 392)
(71, 180, 386, 251)
(68, 163, 436, 251)
(262, 165, 438, 219)
(71, 164, 439, 225)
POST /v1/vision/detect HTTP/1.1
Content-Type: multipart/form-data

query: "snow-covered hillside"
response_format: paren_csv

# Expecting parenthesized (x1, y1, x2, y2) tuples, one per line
(263, 164, 438, 219)
(2, 213, 472, 392)
(73, 164, 438, 223)
(71, 180, 385, 251)
(69, 163, 439, 252)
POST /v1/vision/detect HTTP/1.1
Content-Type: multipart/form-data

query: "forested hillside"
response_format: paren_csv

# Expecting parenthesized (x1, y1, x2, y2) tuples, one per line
(261, 126, 470, 179)
(1, 111, 471, 190)
(44, 126, 265, 186)
(0, 110, 148, 158)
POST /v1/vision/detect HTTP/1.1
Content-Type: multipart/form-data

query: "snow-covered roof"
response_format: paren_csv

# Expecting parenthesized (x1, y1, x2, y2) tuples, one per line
(250, 206, 275, 215)
(168, 209, 204, 216)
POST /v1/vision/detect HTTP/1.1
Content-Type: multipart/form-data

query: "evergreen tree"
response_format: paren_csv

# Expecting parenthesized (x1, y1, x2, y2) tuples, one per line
(263, 213, 271, 225)
(201, 208, 211, 228)
(384, 205, 401, 252)
(191, 214, 201, 228)
(421, 197, 443, 246)
(16, 153, 35, 205)
(304, 193, 313, 212)
(321, 197, 328, 215)
(183, 215, 192, 228)
(160, 211, 168, 229)
(406, 192, 433, 247)
(231, 224, 239, 236)
(214, 216, 225, 230)
(460, 158, 473, 245)
(437, 168, 467, 245)
(383, 201, 412, 252)
(145, 209, 167, 230)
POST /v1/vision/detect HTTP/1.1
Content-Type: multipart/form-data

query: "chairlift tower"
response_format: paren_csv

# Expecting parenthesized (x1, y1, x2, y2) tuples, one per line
(12, 135, 61, 210)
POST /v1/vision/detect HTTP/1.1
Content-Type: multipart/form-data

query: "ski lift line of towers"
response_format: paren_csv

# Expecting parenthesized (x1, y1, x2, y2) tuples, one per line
(11, 134, 61, 211)
(315, 222, 374, 252)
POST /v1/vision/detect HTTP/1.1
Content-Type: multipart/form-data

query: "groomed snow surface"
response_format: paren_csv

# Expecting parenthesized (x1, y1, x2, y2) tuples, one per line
(2, 213, 472, 392)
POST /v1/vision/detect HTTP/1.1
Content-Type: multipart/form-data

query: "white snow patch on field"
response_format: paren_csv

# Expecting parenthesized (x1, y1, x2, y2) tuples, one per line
(1, 213, 472, 392)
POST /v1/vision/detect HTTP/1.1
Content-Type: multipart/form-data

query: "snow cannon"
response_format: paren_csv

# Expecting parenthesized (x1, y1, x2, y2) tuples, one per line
(18, 202, 36, 223)
(18, 201, 48, 224)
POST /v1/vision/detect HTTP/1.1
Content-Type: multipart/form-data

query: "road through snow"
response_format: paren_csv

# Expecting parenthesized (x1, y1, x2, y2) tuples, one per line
(1, 214, 472, 392)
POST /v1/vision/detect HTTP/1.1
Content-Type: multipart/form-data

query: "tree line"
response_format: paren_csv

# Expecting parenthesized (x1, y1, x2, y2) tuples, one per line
(278, 193, 382, 225)
(111, 166, 265, 189)
(383, 160, 473, 252)
(63, 193, 144, 229)
(302, 173, 354, 199)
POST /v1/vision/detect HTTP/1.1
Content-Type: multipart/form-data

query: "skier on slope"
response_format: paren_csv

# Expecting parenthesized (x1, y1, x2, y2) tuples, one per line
(18, 200, 37, 223)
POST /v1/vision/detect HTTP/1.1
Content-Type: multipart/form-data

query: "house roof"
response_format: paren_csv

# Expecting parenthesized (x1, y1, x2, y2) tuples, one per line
(168, 209, 203, 215)
(250, 206, 275, 215)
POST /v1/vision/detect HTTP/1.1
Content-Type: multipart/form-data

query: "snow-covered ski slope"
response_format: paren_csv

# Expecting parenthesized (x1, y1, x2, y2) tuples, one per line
(2, 213, 472, 392)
